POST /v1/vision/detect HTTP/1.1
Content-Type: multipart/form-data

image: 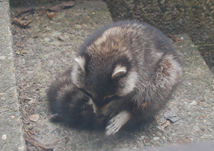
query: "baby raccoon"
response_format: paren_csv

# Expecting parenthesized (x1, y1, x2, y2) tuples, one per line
(47, 20, 182, 136)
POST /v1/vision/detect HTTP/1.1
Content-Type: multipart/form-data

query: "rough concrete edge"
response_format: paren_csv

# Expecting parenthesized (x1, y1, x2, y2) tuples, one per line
(0, 0, 26, 150)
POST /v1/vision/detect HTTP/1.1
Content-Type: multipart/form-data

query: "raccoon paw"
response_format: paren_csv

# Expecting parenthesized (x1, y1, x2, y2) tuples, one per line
(49, 113, 61, 122)
(105, 111, 131, 136)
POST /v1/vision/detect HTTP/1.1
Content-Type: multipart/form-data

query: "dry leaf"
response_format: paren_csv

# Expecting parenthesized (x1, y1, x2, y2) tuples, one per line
(38, 8, 46, 16)
(168, 34, 184, 43)
(160, 120, 170, 130)
(58, 35, 64, 41)
(25, 132, 53, 151)
(29, 130, 35, 135)
(62, 1, 76, 7)
(13, 7, 34, 17)
(29, 114, 40, 122)
(46, 11, 57, 19)
(12, 18, 32, 28)
(141, 102, 147, 109)
(47, 1, 75, 12)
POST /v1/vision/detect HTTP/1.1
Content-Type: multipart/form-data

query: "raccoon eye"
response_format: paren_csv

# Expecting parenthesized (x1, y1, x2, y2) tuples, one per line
(105, 95, 120, 103)
(81, 89, 93, 99)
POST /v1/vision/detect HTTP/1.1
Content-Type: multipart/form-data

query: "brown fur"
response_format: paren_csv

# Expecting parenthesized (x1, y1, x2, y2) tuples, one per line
(47, 20, 182, 135)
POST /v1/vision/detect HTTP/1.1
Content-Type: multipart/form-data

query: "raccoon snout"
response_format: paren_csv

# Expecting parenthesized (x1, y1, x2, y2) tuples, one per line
(93, 106, 104, 118)
(92, 102, 107, 118)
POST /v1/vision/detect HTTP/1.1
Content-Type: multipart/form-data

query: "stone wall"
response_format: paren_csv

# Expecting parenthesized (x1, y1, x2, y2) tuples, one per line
(104, 0, 214, 44)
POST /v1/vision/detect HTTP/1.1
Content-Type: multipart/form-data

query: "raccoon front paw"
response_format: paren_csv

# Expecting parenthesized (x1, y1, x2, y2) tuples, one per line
(49, 113, 61, 122)
(105, 111, 131, 136)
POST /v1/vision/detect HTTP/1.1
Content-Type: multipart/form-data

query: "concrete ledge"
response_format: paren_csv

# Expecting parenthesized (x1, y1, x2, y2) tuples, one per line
(0, 0, 26, 150)
(136, 140, 214, 151)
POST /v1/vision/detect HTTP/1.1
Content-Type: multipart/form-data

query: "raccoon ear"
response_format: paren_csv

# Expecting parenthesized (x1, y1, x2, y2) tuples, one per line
(112, 65, 127, 79)
(74, 56, 85, 73)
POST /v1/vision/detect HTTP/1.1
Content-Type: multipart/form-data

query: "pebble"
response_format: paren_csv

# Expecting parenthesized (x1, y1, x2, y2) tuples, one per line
(70, 143, 77, 151)
(61, 137, 70, 144)
(144, 143, 150, 146)
(140, 135, 145, 140)
(2, 134, 7, 140)
(75, 25, 82, 28)
(193, 125, 200, 132)
(28, 99, 35, 105)
(44, 37, 51, 42)
(15, 111, 21, 117)
(28, 123, 33, 130)
(10, 115, 15, 119)
(0, 56, 6, 60)
(153, 137, 160, 141)
(190, 101, 197, 106)
(164, 111, 179, 123)
(51, 31, 61, 37)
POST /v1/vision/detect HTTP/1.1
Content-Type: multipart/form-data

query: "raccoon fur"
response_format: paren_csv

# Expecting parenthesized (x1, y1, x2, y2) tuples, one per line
(47, 20, 183, 136)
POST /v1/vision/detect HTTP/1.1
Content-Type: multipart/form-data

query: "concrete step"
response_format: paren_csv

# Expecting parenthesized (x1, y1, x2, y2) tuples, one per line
(0, 0, 26, 150)
(0, 0, 213, 150)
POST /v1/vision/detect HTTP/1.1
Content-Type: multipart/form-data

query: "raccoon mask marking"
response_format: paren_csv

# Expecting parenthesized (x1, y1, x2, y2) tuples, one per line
(47, 20, 183, 136)
(72, 54, 139, 117)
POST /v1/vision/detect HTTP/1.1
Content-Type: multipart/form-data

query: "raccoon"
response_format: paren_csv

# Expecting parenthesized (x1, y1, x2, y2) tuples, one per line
(47, 20, 182, 136)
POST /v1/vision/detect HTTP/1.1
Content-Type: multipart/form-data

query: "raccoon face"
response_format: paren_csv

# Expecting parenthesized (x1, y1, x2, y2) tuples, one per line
(71, 54, 138, 117)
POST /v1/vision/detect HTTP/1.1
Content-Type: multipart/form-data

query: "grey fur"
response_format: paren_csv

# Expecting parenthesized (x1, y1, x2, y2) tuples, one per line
(47, 20, 183, 135)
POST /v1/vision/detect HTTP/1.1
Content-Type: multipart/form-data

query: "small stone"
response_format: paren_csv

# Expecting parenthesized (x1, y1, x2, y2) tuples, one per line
(190, 101, 197, 106)
(10, 115, 15, 119)
(200, 127, 205, 132)
(55, 128, 61, 135)
(49, 60, 54, 66)
(0, 56, 6, 60)
(29, 114, 40, 122)
(27, 98, 35, 105)
(51, 41, 61, 46)
(21, 50, 29, 55)
(15, 50, 21, 55)
(28, 123, 33, 130)
(145, 143, 150, 146)
(45, 27, 51, 32)
(2, 134, 7, 140)
(75, 25, 82, 28)
(61, 137, 70, 144)
(70, 143, 77, 151)
(153, 137, 160, 141)
(164, 111, 179, 123)
(58, 35, 64, 41)
(15, 111, 21, 117)
(44, 37, 51, 42)
(51, 31, 61, 37)
(140, 135, 145, 140)
(193, 125, 200, 132)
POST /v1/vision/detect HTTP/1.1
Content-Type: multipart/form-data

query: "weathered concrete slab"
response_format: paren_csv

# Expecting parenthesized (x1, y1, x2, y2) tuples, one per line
(0, 0, 26, 150)
(4, 0, 214, 150)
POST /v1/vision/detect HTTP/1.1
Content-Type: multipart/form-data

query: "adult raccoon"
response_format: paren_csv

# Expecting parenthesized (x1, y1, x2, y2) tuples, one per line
(47, 20, 182, 135)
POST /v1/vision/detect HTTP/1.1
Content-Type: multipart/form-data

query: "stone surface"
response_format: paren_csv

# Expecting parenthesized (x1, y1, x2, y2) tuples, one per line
(1, 0, 213, 150)
(0, 0, 26, 150)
